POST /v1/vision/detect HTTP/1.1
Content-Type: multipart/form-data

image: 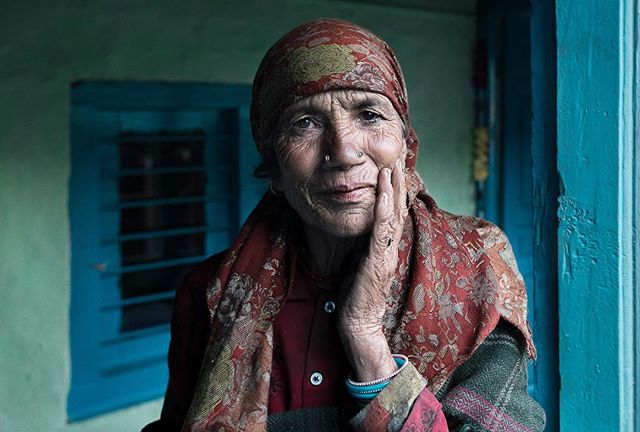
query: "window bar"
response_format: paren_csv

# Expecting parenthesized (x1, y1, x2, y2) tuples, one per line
(103, 224, 233, 243)
(101, 290, 177, 311)
(103, 194, 231, 210)
(111, 163, 232, 176)
(104, 254, 209, 275)
(101, 324, 171, 345)
(113, 165, 207, 177)
(118, 133, 211, 144)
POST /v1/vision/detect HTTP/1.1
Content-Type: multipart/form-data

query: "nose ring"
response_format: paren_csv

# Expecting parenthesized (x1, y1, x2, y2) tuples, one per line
(323, 154, 330, 163)
(356, 150, 364, 158)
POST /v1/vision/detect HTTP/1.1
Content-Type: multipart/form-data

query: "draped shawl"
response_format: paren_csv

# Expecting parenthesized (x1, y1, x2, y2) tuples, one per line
(182, 19, 534, 431)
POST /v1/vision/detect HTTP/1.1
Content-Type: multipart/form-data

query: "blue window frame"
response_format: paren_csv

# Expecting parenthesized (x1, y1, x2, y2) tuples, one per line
(68, 82, 262, 420)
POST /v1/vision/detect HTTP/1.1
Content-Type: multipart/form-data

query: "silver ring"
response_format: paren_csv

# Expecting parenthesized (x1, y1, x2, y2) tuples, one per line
(323, 154, 330, 163)
(356, 150, 364, 158)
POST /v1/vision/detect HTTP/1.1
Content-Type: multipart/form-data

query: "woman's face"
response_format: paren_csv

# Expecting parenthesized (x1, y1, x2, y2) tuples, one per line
(272, 90, 407, 237)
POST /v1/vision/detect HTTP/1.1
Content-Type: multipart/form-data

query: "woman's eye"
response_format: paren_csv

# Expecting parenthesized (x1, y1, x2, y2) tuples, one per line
(292, 117, 319, 130)
(360, 110, 382, 123)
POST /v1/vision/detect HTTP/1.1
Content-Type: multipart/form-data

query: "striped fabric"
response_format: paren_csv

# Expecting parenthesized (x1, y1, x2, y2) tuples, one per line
(438, 322, 546, 432)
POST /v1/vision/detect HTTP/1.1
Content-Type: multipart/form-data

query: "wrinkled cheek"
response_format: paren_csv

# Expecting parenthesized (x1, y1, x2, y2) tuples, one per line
(283, 181, 314, 213)
(275, 158, 313, 189)
(369, 135, 406, 167)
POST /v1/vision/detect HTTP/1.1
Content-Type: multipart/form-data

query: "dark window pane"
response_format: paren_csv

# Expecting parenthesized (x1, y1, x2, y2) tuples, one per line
(120, 233, 204, 266)
(118, 263, 195, 332)
(120, 299, 174, 333)
(120, 202, 206, 234)
(120, 264, 192, 299)
(119, 172, 206, 201)
(119, 136, 204, 169)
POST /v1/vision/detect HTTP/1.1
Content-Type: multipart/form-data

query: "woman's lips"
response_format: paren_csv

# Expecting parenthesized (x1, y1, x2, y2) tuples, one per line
(320, 184, 375, 203)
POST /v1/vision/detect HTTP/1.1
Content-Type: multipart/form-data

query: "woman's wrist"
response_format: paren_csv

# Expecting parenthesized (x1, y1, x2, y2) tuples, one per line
(339, 328, 397, 382)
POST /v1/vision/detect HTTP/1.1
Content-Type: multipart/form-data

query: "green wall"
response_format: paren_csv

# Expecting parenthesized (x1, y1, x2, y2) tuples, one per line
(0, 1, 474, 430)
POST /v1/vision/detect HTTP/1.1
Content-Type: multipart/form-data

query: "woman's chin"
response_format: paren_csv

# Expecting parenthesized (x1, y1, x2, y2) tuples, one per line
(310, 214, 373, 238)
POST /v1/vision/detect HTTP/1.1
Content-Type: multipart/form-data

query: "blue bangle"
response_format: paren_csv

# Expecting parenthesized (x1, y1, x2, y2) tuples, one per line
(394, 355, 407, 368)
(346, 379, 390, 395)
(350, 390, 380, 400)
(346, 355, 409, 400)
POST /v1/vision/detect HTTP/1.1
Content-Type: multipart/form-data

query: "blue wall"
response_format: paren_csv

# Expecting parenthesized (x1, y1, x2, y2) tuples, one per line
(556, 0, 638, 430)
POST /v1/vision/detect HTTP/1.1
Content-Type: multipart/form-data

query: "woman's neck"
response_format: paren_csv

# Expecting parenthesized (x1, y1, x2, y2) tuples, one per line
(301, 223, 364, 278)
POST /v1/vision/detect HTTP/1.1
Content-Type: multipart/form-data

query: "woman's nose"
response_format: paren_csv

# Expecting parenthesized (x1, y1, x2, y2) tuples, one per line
(323, 123, 365, 170)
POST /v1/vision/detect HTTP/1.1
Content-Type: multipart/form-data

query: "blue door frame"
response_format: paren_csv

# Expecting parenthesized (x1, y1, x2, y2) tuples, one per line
(555, 0, 638, 430)
(530, 1, 560, 431)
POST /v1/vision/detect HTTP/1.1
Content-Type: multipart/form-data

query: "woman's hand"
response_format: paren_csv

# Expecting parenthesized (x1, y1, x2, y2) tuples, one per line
(338, 159, 408, 381)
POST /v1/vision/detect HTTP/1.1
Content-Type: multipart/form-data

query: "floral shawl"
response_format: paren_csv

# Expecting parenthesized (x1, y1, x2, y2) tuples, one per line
(181, 19, 534, 431)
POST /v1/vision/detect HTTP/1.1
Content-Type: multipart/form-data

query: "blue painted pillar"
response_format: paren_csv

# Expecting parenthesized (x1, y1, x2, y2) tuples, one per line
(556, 0, 637, 430)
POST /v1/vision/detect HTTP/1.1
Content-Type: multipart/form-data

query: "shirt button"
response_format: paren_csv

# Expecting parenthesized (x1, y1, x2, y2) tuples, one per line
(310, 371, 324, 386)
(323, 300, 336, 314)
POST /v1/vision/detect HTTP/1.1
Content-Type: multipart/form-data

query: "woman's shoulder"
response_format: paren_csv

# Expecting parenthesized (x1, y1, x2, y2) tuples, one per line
(416, 193, 511, 251)
(440, 211, 514, 253)
(440, 210, 500, 237)
(439, 210, 525, 299)
(188, 249, 227, 281)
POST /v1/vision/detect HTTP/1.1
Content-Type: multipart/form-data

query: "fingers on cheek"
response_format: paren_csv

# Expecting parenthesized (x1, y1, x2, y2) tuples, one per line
(371, 222, 393, 260)
(378, 167, 392, 192)
(378, 194, 397, 237)
(391, 161, 400, 187)
(394, 163, 408, 222)
(373, 230, 390, 251)
(374, 192, 388, 222)
(398, 194, 408, 223)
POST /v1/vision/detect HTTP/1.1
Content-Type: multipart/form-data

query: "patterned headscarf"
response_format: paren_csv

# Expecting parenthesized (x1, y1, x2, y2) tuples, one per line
(182, 19, 534, 431)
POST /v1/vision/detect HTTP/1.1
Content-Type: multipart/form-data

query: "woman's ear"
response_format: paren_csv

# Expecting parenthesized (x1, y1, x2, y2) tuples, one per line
(270, 167, 283, 193)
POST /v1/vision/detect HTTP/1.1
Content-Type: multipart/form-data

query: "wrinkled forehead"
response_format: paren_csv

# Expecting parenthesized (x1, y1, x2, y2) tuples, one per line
(279, 90, 398, 119)
(250, 19, 410, 150)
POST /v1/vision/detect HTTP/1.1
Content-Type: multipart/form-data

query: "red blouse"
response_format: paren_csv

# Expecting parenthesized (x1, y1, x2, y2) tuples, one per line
(269, 266, 349, 412)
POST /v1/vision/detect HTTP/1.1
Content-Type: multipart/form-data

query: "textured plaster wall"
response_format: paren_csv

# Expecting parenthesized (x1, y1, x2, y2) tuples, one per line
(556, 0, 635, 429)
(0, 1, 474, 430)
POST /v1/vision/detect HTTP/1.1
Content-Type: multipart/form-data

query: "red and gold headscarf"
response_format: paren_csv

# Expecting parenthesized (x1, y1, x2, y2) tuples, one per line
(183, 19, 533, 431)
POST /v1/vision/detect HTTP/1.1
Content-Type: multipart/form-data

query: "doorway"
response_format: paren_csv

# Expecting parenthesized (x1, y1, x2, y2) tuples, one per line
(476, 1, 559, 430)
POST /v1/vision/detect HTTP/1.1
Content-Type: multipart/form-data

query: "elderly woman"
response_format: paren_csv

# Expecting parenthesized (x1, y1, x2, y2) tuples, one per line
(145, 19, 545, 432)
